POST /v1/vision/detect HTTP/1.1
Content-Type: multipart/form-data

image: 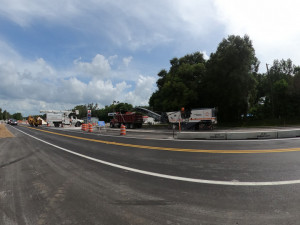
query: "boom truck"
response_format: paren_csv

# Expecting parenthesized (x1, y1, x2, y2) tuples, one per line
(40, 110, 83, 127)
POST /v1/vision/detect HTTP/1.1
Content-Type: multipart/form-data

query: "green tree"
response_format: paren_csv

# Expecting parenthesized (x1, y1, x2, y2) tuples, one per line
(3, 110, 10, 120)
(149, 52, 207, 112)
(96, 102, 133, 122)
(12, 112, 23, 120)
(206, 34, 259, 122)
(0, 108, 3, 120)
(265, 59, 295, 119)
(73, 105, 87, 119)
(73, 103, 99, 119)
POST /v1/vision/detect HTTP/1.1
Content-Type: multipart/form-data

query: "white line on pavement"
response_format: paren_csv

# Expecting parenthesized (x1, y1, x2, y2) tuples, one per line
(13, 126, 300, 186)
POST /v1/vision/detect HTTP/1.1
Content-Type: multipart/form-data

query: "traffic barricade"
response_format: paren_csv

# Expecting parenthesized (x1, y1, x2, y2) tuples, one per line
(120, 124, 126, 135)
(88, 123, 93, 132)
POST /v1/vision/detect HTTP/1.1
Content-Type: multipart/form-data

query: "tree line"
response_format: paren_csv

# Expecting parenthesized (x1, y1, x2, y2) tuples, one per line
(72, 102, 134, 122)
(149, 35, 300, 123)
(0, 108, 23, 120)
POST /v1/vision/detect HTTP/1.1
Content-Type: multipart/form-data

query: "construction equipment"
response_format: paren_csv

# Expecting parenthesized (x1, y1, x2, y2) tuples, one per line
(134, 107, 162, 121)
(109, 112, 143, 129)
(167, 108, 217, 130)
(40, 110, 83, 127)
(27, 116, 42, 127)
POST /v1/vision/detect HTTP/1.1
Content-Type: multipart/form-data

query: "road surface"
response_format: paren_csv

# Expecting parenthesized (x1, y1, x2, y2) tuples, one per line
(1, 124, 300, 224)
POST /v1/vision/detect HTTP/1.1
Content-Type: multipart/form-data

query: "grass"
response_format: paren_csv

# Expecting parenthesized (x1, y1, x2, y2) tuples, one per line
(0, 124, 15, 138)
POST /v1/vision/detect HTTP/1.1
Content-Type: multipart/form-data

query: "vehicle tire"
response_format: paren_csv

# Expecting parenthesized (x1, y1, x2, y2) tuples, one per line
(110, 123, 114, 128)
(130, 123, 134, 129)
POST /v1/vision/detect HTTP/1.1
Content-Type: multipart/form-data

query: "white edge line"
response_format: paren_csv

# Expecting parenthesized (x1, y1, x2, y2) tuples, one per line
(12, 126, 300, 186)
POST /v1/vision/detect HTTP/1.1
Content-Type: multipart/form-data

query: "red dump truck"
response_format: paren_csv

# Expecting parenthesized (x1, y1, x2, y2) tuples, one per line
(109, 112, 143, 129)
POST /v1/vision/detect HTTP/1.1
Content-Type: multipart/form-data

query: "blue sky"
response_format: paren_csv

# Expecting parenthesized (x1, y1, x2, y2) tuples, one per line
(1, 0, 300, 116)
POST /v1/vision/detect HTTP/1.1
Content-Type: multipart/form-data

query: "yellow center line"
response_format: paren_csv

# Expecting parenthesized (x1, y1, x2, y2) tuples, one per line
(22, 125, 300, 154)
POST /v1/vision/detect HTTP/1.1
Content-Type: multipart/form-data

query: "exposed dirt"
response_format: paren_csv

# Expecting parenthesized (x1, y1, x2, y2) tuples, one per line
(0, 124, 15, 138)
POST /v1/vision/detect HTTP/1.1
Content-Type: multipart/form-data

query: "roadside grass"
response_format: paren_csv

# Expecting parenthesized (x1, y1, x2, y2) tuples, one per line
(0, 124, 15, 138)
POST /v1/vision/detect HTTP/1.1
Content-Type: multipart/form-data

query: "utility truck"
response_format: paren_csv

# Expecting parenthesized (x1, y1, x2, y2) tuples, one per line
(40, 110, 83, 127)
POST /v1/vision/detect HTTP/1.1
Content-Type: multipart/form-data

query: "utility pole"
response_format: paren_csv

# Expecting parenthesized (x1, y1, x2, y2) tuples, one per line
(266, 63, 275, 118)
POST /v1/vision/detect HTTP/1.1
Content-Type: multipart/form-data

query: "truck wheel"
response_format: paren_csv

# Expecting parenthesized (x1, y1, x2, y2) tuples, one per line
(110, 123, 113, 128)
(130, 123, 134, 129)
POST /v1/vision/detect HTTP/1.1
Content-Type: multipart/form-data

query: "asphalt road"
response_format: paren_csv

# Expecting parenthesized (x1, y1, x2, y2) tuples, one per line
(1, 125, 300, 224)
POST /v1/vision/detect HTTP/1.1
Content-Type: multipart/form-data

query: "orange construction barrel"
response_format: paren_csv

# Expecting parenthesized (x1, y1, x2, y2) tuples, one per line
(88, 123, 93, 132)
(120, 124, 126, 135)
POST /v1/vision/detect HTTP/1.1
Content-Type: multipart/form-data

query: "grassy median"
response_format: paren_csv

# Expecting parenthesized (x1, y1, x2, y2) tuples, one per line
(0, 124, 15, 138)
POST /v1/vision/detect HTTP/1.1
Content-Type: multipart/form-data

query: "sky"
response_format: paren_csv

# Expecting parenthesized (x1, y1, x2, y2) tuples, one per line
(1, 0, 300, 116)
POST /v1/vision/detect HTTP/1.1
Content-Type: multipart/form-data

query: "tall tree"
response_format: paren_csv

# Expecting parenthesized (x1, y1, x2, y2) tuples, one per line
(206, 35, 259, 122)
(149, 52, 207, 112)
(12, 112, 23, 120)
(3, 110, 10, 120)
(265, 59, 297, 119)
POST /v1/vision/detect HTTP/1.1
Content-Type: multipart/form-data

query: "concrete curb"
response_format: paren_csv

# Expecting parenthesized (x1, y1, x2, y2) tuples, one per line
(177, 129, 300, 140)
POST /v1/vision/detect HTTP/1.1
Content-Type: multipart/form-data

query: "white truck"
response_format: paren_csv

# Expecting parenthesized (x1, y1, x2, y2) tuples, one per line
(167, 108, 217, 130)
(40, 110, 84, 127)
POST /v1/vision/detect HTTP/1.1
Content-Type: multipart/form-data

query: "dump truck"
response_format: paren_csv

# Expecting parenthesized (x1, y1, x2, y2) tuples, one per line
(109, 112, 143, 129)
(27, 116, 42, 127)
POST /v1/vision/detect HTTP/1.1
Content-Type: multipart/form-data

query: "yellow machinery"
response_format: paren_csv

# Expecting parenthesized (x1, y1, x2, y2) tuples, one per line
(27, 116, 42, 127)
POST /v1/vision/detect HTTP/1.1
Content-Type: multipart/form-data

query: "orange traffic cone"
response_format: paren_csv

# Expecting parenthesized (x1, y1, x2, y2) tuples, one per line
(88, 123, 93, 132)
(120, 124, 126, 135)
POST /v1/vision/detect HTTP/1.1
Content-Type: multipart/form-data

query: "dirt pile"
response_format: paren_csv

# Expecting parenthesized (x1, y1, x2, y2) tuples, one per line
(0, 124, 15, 138)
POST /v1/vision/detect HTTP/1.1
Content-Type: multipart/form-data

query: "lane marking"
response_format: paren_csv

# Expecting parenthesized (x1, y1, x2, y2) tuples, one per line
(13, 126, 300, 186)
(19, 125, 300, 154)
(44, 126, 300, 142)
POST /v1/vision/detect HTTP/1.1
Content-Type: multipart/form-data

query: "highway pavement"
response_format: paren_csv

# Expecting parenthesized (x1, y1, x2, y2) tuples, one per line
(1, 124, 300, 224)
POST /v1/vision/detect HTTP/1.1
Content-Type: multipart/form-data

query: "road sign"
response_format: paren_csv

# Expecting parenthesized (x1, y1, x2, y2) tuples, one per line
(87, 109, 91, 122)
(98, 121, 105, 127)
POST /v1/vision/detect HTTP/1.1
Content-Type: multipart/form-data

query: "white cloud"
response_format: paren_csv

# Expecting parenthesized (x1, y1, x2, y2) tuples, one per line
(122, 56, 133, 67)
(124, 75, 156, 106)
(0, 0, 218, 52)
(201, 51, 209, 60)
(0, 41, 156, 115)
(0, 0, 81, 27)
(214, 0, 300, 70)
(74, 54, 111, 79)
